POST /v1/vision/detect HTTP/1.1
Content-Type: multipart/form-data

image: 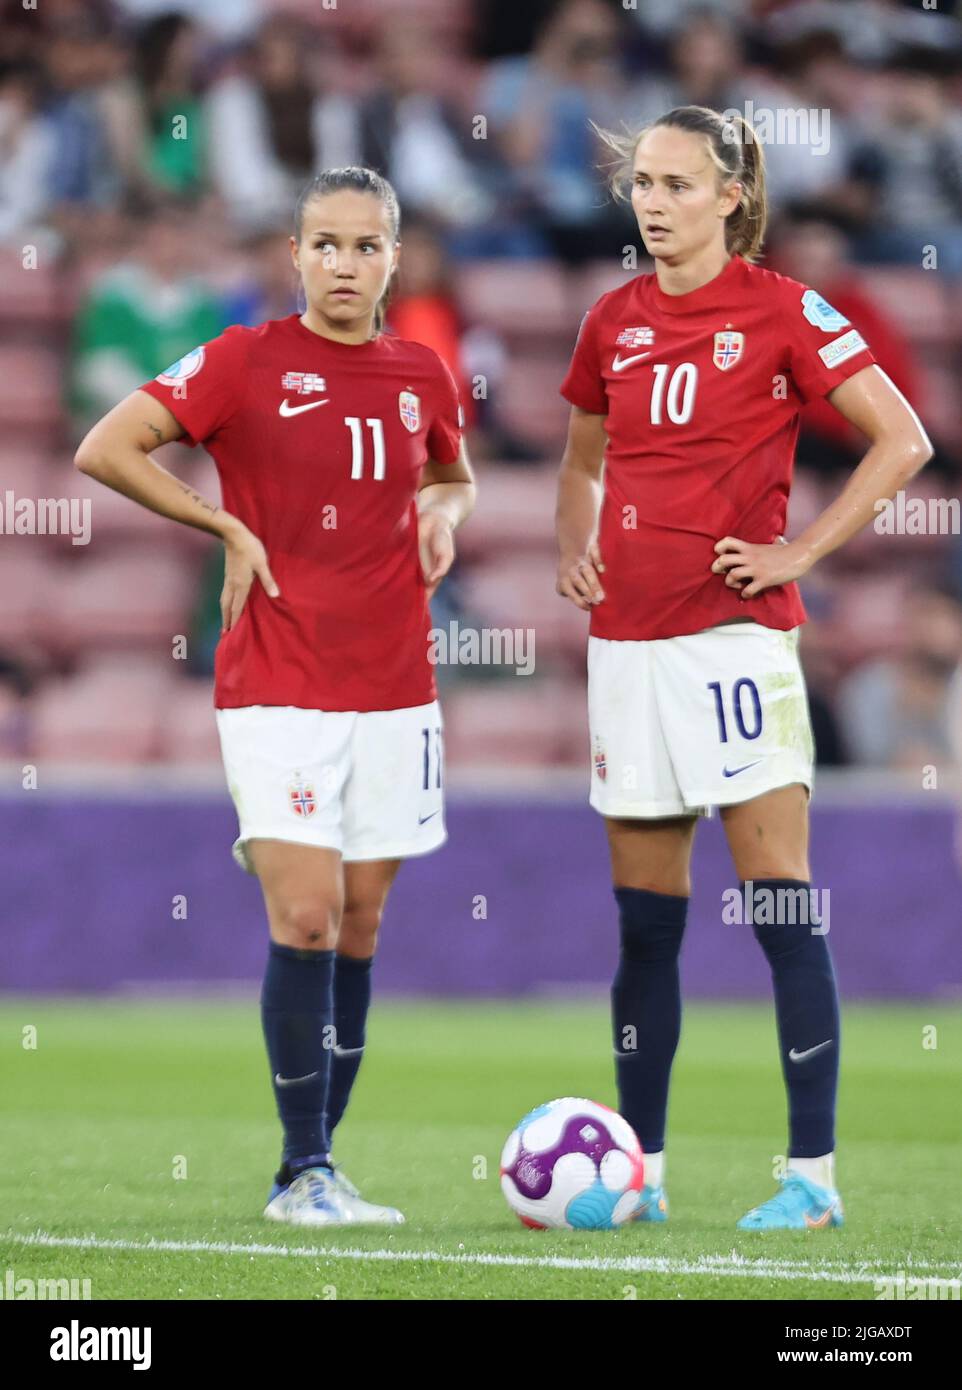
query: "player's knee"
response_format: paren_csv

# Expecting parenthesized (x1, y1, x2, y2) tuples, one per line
(337, 901, 383, 957)
(736, 856, 811, 885)
(271, 896, 339, 951)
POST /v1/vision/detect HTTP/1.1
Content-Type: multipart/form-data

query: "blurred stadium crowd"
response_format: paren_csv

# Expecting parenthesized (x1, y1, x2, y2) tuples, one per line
(1, 0, 961, 775)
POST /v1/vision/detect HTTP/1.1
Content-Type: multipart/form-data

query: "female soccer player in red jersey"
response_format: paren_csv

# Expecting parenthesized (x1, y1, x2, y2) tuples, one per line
(75, 167, 476, 1226)
(556, 107, 932, 1230)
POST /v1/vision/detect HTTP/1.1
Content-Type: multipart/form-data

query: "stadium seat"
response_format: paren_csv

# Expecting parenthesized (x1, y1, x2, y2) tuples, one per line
(461, 553, 590, 664)
(0, 247, 65, 328)
(578, 258, 648, 311)
(457, 463, 557, 557)
(156, 677, 223, 764)
(830, 575, 911, 668)
(29, 657, 175, 762)
(785, 468, 825, 538)
(858, 269, 956, 348)
(857, 471, 958, 554)
(443, 677, 587, 769)
(0, 549, 50, 645)
(457, 262, 572, 338)
(914, 362, 962, 450)
(496, 356, 571, 450)
(43, 547, 202, 654)
(0, 346, 64, 441)
(0, 447, 57, 499)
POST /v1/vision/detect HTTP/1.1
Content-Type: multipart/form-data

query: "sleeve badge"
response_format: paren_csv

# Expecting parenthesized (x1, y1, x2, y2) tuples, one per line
(156, 345, 205, 385)
(801, 289, 850, 333)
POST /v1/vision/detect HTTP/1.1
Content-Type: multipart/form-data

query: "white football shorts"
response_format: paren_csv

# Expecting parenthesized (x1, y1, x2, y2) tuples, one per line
(215, 701, 446, 872)
(587, 622, 815, 818)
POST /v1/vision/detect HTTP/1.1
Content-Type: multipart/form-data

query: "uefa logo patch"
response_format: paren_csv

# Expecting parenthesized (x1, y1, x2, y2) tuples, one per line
(800, 290, 850, 333)
(288, 778, 316, 818)
(398, 390, 421, 433)
(156, 345, 205, 386)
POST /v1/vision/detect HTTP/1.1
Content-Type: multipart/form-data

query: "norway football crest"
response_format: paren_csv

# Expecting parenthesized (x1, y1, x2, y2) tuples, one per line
(288, 778, 316, 818)
(593, 739, 607, 781)
(398, 390, 421, 433)
(713, 328, 744, 371)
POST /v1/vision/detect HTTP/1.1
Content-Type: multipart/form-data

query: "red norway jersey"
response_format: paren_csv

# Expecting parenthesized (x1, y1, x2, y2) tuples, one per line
(560, 255, 876, 641)
(140, 314, 462, 711)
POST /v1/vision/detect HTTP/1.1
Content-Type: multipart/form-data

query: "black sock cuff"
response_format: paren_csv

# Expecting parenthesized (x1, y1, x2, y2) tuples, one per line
(740, 878, 811, 893)
(277, 1152, 332, 1184)
(614, 885, 689, 923)
(268, 941, 336, 964)
(335, 953, 374, 972)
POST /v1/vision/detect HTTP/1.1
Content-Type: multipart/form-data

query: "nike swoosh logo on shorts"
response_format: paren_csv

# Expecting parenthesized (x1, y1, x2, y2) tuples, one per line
(279, 398, 329, 416)
(332, 1045, 364, 1058)
(611, 351, 652, 372)
(723, 760, 762, 778)
(419, 811, 440, 825)
(788, 1040, 833, 1063)
(274, 1070, 320, 1086)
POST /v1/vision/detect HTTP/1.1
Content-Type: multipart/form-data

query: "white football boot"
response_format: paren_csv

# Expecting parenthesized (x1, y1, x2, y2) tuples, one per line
(264, 1165, 405, 1226)
(327, 1166, 405, 1224)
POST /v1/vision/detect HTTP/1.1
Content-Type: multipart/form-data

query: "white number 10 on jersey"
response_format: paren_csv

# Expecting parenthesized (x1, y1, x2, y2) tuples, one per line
(346, 416, 386, 480)
(649, 363, 698, 425)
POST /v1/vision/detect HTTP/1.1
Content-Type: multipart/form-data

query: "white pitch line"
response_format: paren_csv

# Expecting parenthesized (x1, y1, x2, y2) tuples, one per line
(6, 1232, 961, 1287)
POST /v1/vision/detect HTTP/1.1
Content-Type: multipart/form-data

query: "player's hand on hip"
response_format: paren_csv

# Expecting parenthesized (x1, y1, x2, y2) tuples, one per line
(557, 541, 605, 611)
(711, 535, 809, 599)
(220, 523, 280, 632)
(418, 511, 455, 599)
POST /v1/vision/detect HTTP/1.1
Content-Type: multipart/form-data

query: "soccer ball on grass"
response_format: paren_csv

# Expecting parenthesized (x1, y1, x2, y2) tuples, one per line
(500, 1097, 644, 1229)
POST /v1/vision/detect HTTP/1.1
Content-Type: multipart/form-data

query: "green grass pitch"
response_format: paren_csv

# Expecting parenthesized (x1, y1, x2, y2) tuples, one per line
(1, 998, 959, 1301)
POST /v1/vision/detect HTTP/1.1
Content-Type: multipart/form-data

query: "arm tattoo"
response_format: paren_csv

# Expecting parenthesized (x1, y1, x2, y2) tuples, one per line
(143, 420, 163, 444)
(175, 479, 218, 518)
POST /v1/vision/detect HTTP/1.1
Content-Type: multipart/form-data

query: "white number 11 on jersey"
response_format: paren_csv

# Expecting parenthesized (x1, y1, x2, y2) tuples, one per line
(346, 416, 386, 480)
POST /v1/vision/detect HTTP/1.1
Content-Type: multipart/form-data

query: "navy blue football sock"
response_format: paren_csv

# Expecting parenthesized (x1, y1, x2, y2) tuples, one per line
(744, 878, 840, 1159)
(611, 886, 689, 1153)
(261, 941, 334, 1167)
(326, 953, 373, 1136)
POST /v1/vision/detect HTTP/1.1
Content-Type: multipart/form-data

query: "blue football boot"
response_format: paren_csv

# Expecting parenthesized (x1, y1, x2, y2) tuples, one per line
(737, 1171, 844, 1230)
(632, 1183, 669, 1222)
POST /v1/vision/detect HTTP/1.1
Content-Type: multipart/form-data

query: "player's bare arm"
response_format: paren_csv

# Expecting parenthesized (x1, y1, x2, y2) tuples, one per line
(711, 365, 933, 599)
(556, 405, 607, 610)
(74, 387, 279, 631)
(417, 439, 476, 597)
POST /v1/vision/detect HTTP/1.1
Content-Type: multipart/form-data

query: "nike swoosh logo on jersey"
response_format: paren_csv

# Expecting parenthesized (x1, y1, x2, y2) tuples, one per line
(611, 351, 652, 372)
(788, 1040, 833, 1063)
(279, 398, 329, 416)
(418, 811, 440, 825)
(274, 1070, 320, 1086)
(722, 760, 762, 778)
